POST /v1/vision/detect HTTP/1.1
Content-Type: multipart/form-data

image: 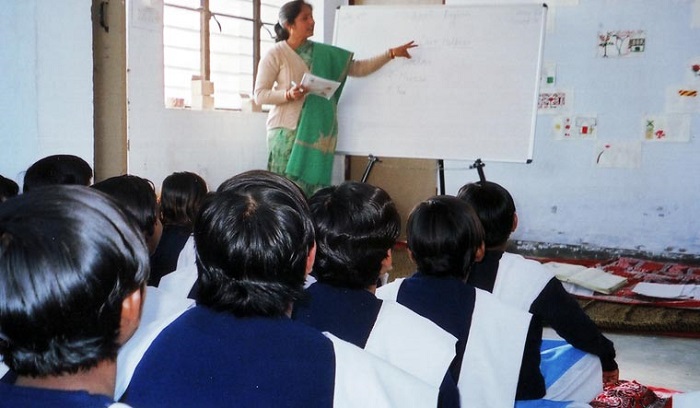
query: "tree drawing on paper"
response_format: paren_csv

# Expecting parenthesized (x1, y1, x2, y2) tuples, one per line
(598, 33, 613, 58)
(596, 144, 611, 164)
(598, 30, 645, 58)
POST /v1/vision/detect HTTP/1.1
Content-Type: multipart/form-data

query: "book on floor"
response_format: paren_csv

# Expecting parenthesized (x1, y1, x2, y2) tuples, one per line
(544, 262, 628, 295)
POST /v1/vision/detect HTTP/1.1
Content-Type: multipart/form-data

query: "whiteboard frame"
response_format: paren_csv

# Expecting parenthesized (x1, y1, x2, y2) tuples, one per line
(332, 4, 547, 163)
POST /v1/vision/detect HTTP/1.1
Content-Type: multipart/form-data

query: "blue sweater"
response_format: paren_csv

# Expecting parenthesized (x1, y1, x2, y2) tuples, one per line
(0, 382, 115, 408)
(293, 281, 459, 408)
(123, 306, 335, 407)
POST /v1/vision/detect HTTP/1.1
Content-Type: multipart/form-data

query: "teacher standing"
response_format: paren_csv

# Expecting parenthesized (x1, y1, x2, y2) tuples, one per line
(254, 0, 416, 196)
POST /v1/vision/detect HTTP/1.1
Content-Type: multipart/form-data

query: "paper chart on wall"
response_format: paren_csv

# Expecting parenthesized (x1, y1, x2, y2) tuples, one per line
(597, 30, 646, 58)
(665, 86, 700, 113)
(642, 114, 691, 142)
(594, 141, 641, 169)
(552, 115, 597, 140)
(538, 88, 573, 115)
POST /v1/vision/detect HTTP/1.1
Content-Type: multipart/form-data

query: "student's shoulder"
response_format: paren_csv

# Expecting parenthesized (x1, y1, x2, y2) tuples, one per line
(375, 278, 405, 301)
(0, 383, 117, 407)
(502, 252, 555, 279)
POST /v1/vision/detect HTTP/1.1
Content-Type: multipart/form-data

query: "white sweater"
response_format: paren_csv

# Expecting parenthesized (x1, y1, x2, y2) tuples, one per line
(254, 40, 392, 130)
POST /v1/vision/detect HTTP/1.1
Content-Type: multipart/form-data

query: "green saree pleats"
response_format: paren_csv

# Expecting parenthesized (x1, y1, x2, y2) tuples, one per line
(285, 43, 353, 196)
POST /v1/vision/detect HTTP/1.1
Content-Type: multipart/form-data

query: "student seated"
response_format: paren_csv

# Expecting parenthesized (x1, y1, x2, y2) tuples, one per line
(0, 175, 19, 202)
(91, 175, 195, 389)
(92, 175, 162, 255)
(292, 181, 459, 406)
(149, 171, 208, 286)
(120, 170, 439, 407)
(0, 186, 148, 406)
(458, 181, 618, 404)
(22, 154, 93, 192)
(376, 195, 532, 408)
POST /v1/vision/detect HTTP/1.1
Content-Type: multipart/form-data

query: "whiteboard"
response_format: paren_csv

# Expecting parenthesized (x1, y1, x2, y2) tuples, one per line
(333, 4, 546, 162)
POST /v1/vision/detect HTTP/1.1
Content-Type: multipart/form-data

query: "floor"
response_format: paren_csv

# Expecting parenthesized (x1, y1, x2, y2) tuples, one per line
(543, 328, 700, 392)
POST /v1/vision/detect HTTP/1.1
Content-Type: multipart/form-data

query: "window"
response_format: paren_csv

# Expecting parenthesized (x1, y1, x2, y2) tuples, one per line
(164, 0, 287, 110)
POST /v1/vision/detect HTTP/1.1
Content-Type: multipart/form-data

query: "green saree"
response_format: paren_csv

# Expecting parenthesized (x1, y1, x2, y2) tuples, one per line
(284, 42, 353, 196)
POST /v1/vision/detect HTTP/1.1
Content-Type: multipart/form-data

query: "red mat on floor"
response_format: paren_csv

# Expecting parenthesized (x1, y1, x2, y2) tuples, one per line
(581, 257, 700, 309)
(536, 257, 700, 336)
(541, 257, 700, 309)
(591, 380, 673, 408)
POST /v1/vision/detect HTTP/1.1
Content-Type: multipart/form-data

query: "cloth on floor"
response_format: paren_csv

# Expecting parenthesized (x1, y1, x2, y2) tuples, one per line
(590, 380, 671, 408)
(575, 257, 700, 308)
(514, 339, 603, 408)
(540, 257, 700, 336)
(540, 339, 602, 402)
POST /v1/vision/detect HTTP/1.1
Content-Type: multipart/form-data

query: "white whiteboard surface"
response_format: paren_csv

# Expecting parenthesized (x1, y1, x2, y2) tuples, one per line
(333, 4, 546, 162)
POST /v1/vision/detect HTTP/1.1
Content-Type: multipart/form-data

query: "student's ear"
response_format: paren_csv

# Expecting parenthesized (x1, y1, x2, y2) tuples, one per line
(407, 248, 416, 264)
(147, 217, 164, 256)
(305, 242, 317, 276)
(118, 285, 145, 346)
(512, 213, 519, 233)
(380, 248, 393, 274)
(474, 241, 486, 263)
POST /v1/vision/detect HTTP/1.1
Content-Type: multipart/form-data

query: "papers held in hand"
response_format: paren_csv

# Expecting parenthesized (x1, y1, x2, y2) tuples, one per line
(300, 73, 341, 100)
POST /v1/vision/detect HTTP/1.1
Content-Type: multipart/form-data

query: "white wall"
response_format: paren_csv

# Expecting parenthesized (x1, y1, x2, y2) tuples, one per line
(443, 0, 700, 257)
(127, 0, 268, 192)
(0, 0, 94, 188)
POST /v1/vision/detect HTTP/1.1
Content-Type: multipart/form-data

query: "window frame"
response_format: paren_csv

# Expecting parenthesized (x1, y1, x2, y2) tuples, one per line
(163, 0, 284, 110)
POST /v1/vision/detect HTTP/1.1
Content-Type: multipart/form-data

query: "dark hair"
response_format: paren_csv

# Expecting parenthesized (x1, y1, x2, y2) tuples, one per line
(23, 154, 93, 193)
(92, 175, 159, 238)
(309, 182, 400, 289)
(160, 171, 208, 230)
(274, 0, 312, 42)
(0, 175, 19, 202)
(0, 186, 149, 377)
(457, 181, 516, 248)
(217, 169, 308, 210)
(407, 196, 484, 280)
(195, 170, 314, 317)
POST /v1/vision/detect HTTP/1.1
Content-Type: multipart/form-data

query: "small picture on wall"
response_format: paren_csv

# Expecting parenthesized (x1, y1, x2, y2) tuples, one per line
(642, 114, 691, 142)
(597, 30, 646, 58)
(552, 115, 597, 139)
(665, 86, 700, 113)
(540, 62, 557, 88)
(538, 88, 573, 114)
(688, 58, 700, 83)
(594, 141, 641, 169)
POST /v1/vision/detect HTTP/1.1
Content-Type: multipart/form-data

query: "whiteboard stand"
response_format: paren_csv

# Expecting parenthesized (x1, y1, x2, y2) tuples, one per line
(438, 159, 484, 195)
(360, 155, 381, 183)
(469, 159, 487, 184)
(438, 159, 445, 195)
